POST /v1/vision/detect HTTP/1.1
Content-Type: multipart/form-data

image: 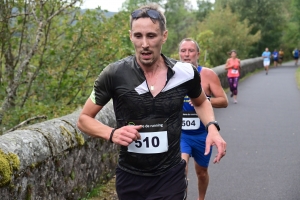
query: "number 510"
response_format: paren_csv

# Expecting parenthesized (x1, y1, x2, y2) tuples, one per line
(135, 136, 160, 148)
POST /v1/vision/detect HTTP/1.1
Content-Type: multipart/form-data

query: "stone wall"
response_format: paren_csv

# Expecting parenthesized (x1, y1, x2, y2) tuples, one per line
(0, 101, 118, 200)
(0, 58, 263, 200)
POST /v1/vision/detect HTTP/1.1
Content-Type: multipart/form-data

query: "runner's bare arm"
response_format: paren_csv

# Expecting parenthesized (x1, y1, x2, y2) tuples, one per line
(202, 68, 228, 108)
(190, 92, 227, 163)
(224, 60, 234, 70)
(77, 98, 141, 146)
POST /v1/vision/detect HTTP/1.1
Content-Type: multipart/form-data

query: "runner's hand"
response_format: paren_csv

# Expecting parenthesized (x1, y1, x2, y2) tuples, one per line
(205, 127, 227, 164)
(111, 125, 142, 146)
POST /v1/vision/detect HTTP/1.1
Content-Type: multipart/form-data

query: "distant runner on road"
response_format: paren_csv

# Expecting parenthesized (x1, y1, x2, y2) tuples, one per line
(225, 50, 241, 103)
(292, 48, 299, 66)
(278, 48, 284, 65)
(272, 49, 279, 67)
(262, 48, 271, 75)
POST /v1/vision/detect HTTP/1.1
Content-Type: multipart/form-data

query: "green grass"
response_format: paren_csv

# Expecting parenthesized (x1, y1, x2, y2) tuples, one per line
(80, 178, 117, 200)
(296, 66, 300, 89)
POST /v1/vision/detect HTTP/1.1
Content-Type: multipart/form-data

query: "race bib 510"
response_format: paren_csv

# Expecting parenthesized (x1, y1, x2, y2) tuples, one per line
(127, 118, 168, 154)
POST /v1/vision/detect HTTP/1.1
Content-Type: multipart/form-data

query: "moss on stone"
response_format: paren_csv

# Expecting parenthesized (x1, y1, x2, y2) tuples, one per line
(26, 184, 32, 200)
(60, 124, 85, 147)
(46, 179, 52, 187)
(102, 153, 108, 162)
(0, 149, 20, 187)
(60, 125, 73, 147)
(0, 158, 10, 187)
(61, 120, 85, 146)
(9, 183, 15, 193)
(30, 163, 35, 169)
(70, 170, 75, 180)
(75, 132, 85, 146)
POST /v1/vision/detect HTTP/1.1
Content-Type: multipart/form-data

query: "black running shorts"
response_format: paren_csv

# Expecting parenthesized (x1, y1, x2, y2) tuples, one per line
(116, 159, 187, 200)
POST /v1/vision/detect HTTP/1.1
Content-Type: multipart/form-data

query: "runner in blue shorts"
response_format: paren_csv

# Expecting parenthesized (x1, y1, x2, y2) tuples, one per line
(293, 48, 299, 66)
(179, 38, 228, 200)
(272, 49, 279, 67)
(181, 111, 212, 168)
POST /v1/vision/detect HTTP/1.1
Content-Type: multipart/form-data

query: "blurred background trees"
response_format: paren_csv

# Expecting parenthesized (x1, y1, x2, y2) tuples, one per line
(0, 0, 297, 133)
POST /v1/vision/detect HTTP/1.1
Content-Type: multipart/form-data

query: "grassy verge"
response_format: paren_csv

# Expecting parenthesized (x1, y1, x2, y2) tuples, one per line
(296, 66, 300, 89)
(80, 177, 117, 200)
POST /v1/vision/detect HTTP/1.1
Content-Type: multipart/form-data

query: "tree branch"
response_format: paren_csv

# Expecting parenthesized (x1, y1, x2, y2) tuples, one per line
(4, 115, 47, 133)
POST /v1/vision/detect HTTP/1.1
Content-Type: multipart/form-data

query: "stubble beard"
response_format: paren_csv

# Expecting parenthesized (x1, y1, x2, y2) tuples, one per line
(138, 54, 157, 68)
(140, 58, 154, 67)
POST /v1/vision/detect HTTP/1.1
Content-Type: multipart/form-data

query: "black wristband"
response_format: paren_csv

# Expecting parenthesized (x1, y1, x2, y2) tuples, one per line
(205, 121, 220, 132)
(109, 128, 116, 143)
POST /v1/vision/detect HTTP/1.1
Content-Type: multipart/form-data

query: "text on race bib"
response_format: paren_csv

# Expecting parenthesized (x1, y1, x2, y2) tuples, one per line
(182, 112, 201, 130)
(127, 118, 168, 154)
(231, 69, 238, 74)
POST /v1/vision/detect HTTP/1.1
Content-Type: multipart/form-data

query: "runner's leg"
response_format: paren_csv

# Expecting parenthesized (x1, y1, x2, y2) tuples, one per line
(233, 77, 239, 103)
(192, 134, 212, 200)
(228, 77, 234, 97)
(194, 162, 209, 200)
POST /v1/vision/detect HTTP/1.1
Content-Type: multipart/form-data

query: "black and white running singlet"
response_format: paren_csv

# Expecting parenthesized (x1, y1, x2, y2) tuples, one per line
(91, 54, 202, 176)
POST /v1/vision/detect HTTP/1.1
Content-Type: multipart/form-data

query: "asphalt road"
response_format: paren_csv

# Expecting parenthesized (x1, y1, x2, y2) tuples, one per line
(187, 62, 300, 200)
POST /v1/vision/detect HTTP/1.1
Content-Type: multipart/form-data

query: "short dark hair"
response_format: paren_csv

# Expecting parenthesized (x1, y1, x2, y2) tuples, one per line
(130, 4, 166, 32)
(178, 38, 200, 52)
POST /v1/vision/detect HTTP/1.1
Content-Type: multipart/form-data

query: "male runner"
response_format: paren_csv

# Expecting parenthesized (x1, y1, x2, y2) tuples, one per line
(77, 4, 226, 200)
(278, 48, 284, 65)
(272, 49, 279, 67)
(179, 38, 228, 200)
(293, 48, 299, 66)
(262, 48, 271, 75)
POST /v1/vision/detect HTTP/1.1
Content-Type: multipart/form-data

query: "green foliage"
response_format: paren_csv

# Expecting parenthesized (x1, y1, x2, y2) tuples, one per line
(0, 1, 133, 133)
(0, 0, 296, 135)
(184, 6, 260, 66)
(196, 30, 215, 67)
(281, 0, 300, 58)
(217, 0, 288, 56)
(163, 0, 196, 54)
(194, 0, 214, 22)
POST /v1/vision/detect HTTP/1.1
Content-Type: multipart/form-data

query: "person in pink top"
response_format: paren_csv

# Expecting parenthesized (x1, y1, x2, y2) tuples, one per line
(225, 50, 241, 104)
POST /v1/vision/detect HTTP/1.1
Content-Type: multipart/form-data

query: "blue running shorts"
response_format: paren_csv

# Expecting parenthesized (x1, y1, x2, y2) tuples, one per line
(181, 133, 212, 168)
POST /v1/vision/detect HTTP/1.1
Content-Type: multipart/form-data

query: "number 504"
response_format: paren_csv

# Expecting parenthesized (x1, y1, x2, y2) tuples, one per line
(182, 120, 196, 126)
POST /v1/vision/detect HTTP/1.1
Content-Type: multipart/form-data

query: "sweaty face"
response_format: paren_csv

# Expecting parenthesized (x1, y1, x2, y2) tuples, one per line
(130, 18, 167, 68)
(179, 41, 200, 67)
